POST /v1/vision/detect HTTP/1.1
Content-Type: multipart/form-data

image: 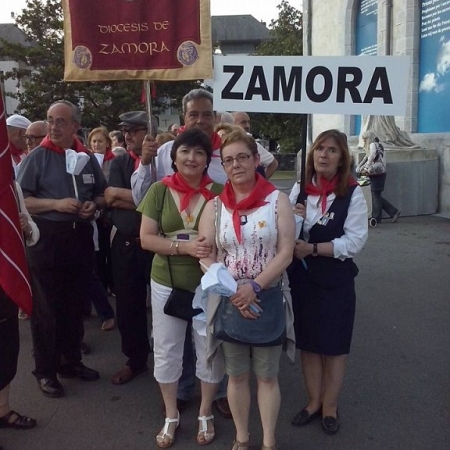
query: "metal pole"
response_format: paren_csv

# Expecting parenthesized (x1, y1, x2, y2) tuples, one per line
(144, 80, 157, 183)
(300, 113, 308, 196)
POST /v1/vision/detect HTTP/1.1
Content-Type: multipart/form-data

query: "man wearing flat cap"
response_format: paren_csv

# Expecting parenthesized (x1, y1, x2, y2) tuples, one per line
(6, 114, 31, 173)
(105, 110, 158, 385)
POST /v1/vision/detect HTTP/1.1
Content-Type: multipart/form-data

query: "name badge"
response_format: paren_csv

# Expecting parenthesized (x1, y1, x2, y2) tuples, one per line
(83, 173, 95, 184)
(318, 212, 335, 226)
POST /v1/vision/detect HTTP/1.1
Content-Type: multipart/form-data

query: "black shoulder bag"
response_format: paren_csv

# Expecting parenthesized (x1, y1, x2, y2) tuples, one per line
(157, 185, 202, 322)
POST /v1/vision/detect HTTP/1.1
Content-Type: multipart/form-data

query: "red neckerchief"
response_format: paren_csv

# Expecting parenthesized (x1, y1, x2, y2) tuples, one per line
(103, 147, 115, 162)
(306, 175, 358, 214)
(127, 150, 140, 171)
(176, 126, 221, 154)
(40, 135, 88, 154)
(10, 142, 23, 164)
(161, 172, 216, 212)
(219, 173, 276, 243)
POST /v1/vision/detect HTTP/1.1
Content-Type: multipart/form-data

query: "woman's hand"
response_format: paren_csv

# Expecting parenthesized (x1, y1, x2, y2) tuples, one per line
(186, 236, 212, 259)
(294, 239, 312, 260)
(294, 202, 306, 218)
(230, 284, 261, 320)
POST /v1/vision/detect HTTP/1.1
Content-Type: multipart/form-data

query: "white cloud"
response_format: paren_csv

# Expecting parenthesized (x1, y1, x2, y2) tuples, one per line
(420, 73, 438, 92)
(437, 39, 450, 76)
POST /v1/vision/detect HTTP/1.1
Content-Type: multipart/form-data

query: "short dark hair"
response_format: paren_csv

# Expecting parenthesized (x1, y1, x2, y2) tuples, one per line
(170, 128, 212, 174)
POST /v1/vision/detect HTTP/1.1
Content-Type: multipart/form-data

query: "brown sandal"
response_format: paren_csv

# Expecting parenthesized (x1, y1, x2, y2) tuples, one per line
(231, 440, 250, 450)
(0, 411, 36, 430)
(101, 318, 115, 331)
(111, 365, 147, 385)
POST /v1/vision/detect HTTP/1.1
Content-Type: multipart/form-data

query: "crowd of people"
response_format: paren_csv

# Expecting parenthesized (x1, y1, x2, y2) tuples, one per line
(1, 88, 372, 449)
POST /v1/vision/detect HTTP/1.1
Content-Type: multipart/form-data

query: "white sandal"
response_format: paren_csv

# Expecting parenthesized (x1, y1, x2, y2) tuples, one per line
(197, 415, 215, 445)
(156, 411, 179, 448)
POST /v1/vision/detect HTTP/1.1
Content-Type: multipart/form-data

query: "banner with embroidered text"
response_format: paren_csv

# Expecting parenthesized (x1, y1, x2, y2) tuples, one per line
(0, 89, 33, 315)
(62, 0, 212, 81)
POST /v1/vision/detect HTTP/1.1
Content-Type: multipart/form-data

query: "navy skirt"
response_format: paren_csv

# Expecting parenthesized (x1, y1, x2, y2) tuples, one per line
(288, 256, 357, 356)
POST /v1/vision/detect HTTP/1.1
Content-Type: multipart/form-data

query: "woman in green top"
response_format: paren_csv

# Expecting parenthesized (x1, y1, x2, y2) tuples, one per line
(138, 128, 224, 448)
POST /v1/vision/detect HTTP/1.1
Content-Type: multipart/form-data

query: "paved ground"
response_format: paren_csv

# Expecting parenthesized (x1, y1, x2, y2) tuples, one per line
(1, 214, 449, 450)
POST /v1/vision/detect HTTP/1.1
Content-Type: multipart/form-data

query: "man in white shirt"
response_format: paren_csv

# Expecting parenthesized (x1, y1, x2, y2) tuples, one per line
(131, 89, 225, 205)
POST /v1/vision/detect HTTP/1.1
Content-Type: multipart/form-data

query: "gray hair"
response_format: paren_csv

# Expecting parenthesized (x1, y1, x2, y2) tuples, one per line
(182, 89, 213, 114)
(48, 100, 82, 123)
(362, 130, 377, 143)
(215, 111, 234, 124)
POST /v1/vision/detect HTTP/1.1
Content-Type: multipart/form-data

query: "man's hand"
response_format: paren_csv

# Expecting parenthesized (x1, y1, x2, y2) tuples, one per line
(141, 135, 158, 166)
(78, 201, 97, 220)
(19, 213, 32, 235)
(56, 198, 82, 214)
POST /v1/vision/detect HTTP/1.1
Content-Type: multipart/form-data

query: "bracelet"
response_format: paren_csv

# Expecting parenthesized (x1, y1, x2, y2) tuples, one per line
(169, 240, 175, 256)
(175, 241, 180, 254)
(312, 243, 318, 257)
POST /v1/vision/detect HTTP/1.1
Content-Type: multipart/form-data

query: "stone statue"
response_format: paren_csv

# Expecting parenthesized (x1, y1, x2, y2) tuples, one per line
(358, 115, 419, 148)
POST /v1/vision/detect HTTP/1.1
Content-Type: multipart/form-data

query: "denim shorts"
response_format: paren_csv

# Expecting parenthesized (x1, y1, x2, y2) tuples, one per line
(221, 342, 282, 378)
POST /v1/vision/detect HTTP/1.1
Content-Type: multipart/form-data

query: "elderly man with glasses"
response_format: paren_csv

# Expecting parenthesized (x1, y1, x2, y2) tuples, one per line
(24, 121, 47, 153)
(16, 100, 107, 398)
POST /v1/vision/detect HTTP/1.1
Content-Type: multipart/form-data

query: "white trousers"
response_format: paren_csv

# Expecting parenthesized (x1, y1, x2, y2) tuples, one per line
(151, 280, 224, 384)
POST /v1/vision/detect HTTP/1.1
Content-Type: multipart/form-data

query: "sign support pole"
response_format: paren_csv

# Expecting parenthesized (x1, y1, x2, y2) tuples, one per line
(300, 113, 308, 196)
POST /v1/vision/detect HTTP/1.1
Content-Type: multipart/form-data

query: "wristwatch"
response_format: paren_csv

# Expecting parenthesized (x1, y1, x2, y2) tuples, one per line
(249, 280, 262, 294)
(312, 243, 319, 257)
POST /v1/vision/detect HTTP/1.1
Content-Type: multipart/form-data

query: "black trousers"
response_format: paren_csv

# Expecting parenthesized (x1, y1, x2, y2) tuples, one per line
(111, 232, 151, 371)
(27, 219, 94, 379)
(96, 218, 113, 292)
(0, 289, 19, 390)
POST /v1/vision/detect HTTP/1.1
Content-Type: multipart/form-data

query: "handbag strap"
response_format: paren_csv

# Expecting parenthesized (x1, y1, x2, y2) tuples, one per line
(214, 197, 222, 261)
(157, 185, 175, 288)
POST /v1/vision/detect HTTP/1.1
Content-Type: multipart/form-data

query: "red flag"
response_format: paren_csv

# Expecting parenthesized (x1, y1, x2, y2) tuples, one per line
(0, 93, 33, 315)
(141, 81, 157, 103)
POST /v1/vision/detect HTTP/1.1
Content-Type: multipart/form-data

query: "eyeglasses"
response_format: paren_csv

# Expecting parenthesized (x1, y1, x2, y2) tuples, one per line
(46, 118, 72, 128)
(221, 153, 252, 167)
(24, 134, 46, 142)
(120, 127, 147, 136)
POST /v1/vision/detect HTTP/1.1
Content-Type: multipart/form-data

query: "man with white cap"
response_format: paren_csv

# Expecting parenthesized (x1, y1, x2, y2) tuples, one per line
(6, 114, 31, 172)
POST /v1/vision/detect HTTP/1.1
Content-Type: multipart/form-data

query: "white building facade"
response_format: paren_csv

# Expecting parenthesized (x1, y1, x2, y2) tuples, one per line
(304, 0, 450, 214)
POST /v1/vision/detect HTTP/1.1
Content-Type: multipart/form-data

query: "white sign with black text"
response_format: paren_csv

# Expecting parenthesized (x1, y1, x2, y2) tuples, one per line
(213, 55, 410, 115)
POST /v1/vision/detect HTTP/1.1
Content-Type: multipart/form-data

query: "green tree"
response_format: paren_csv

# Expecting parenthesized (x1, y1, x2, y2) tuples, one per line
(252, 0, 303, 153)
(0, 0, 200, 130)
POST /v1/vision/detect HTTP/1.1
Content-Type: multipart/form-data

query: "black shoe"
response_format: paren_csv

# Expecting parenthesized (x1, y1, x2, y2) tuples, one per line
(37, 377, 64, 398)
(214, 397, 232, 419)
(291, 407, 322, 427)
(322, 414, 340, 435)
(58, 363, 100, 381)
(80, 342, 91, 355)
